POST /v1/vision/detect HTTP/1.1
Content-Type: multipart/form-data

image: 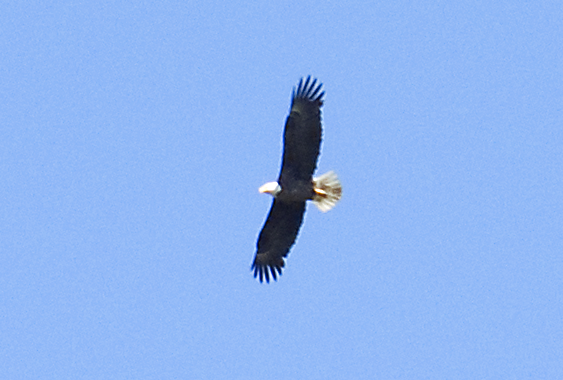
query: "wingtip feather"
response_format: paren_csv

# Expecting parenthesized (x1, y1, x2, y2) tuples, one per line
(293, 76, 324, 104)
(252, 255, 285, 283)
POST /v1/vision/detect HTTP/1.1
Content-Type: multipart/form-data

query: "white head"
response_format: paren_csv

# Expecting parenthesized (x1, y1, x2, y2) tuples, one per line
(259, 181, 281, 197)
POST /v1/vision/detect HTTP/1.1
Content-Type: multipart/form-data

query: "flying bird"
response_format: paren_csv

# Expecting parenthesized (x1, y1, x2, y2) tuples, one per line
(252, 76, 342, 283)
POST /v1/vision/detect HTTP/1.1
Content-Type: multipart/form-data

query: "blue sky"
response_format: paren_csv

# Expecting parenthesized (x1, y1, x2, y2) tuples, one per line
(1, 1, 562, 379)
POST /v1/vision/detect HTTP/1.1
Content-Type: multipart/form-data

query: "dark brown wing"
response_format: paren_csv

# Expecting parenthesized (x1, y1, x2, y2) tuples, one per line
(278, 76, 325, 187)
(252, 200, 307, 283)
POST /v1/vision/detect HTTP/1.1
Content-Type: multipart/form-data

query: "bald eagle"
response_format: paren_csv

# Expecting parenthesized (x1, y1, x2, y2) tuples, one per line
(252, 77, 342, 283)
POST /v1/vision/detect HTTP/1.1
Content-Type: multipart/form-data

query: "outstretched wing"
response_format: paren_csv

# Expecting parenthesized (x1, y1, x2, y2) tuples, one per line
(278, 76, 325, 187)
(252, 200, 307, 283)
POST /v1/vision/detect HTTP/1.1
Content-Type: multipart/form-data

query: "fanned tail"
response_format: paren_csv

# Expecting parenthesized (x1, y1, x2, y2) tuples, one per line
(312, 171, 342, 212)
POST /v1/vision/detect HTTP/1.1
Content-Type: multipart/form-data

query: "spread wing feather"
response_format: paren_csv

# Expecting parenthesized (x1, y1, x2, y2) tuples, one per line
(252, 200, 306, 283)
(278, 76, 324, 186)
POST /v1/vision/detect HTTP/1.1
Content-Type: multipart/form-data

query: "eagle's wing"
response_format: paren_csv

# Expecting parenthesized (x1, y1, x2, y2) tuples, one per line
(278, 76, 324, 186)
(252, 200, 306, 282)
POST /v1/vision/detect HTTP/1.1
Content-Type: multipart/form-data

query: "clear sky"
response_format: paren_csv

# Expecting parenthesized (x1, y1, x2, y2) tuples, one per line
(1, 1, 562, 379)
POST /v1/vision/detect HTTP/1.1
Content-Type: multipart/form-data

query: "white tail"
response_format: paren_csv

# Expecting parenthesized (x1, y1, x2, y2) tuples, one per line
(312, 171, 342, 212)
